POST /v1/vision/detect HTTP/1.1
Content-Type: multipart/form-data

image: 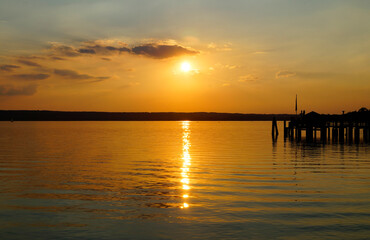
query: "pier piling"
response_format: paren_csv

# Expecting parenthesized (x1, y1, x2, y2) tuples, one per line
(272, 117, 279, 138)
(284, 120, 287, 138)
(321, 124, 327, 142)
(348, 123, 353, 144)
(332, 123, 338, 143)
(354, 123, 360, 144)
(339, 121, 345, 143)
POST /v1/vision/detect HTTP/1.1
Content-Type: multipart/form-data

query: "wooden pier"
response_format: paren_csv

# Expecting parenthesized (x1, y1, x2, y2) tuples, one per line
(281, 110, 370, 144)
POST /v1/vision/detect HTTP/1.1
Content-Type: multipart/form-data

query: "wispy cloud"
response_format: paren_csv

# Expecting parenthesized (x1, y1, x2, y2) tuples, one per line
(12, 74, 50, 81)
(78, 48, 96, 54)
(48, 41, 198, 59)
(276, 70, 340, 79)
(276, 71, 296, 78)
(239, 74, 258, 82)
(49, 44, 81, 57)
(207, 42, 232, 51)
(213, 63, 238, 70)
(0, 64, 20, 72)
(50, 56, 66, 61)
(80, 44, 131, 55)
(54, 69, 109, 82)
(17, 59, 42, 67)
(0, 84, 37, 96)
(131, 44, 198, 59)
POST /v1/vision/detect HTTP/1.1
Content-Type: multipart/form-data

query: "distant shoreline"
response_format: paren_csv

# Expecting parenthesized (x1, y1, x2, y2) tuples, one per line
(0, 110, 294, 121)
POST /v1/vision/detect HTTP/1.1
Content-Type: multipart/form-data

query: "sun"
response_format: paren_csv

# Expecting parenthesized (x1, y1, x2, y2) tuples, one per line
(181, 62, 191, 73)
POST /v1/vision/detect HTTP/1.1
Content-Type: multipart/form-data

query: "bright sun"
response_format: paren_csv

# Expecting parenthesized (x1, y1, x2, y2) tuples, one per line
(181, 62, 191, 72)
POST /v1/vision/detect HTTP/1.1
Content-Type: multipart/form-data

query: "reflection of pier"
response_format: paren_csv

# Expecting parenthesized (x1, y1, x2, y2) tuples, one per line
(282, 110, 370, 144)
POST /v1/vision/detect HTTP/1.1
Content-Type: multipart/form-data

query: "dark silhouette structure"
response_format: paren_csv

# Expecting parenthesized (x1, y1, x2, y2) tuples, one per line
(283, 108, 370, 144)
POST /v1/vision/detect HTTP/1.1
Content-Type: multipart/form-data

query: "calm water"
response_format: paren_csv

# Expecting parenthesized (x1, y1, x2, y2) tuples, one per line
(0, 121, 369, 239)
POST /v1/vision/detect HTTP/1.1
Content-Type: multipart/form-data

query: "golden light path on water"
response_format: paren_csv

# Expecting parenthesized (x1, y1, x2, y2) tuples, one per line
(180, 121, 191, 209)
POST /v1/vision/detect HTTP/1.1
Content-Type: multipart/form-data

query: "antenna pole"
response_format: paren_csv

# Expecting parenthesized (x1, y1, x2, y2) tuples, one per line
(295, 94, 298, 116)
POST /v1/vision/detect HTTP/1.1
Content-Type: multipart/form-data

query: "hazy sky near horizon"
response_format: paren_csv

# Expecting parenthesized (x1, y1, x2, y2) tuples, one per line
(0, 0, 369, 113)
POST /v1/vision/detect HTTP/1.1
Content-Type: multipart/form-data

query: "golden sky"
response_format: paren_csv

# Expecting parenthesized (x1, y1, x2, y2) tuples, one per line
(0, 1, 369, 113)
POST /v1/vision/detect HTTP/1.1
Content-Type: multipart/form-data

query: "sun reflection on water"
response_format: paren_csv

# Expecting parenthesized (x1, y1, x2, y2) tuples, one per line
(180, 121, 191, 209)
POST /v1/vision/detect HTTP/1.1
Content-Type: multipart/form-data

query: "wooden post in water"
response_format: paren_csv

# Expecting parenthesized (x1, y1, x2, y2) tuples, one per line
(365, 122, 369, 143)
(320, 123, 327, 142)
(327, 125, 331, 141)
(284, 120, 287, 139)
(354, 122, 360, 144)
(295, 125, 301, 141)
(339, 121, 344, 143)
(332, 122, 338, 143)
(272, 117, 279, 138)
(306, 124, 313, 142)
(290, 120, 294, 140)
(348, 123, 353, 144)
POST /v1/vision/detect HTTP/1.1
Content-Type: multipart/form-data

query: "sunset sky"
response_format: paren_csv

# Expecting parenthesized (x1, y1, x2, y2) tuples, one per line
(0, 0, 369, 113)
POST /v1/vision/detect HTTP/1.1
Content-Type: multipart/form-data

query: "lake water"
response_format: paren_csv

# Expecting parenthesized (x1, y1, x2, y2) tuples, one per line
(0, 121, 369, 239)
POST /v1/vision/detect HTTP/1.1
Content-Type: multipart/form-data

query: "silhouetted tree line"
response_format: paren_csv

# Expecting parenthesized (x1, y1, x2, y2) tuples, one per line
(0, 110, 294, 121)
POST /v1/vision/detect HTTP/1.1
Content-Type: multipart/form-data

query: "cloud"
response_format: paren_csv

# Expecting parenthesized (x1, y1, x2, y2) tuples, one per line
(48, 41, 199, 59)
(276, 70, 339, 79)
(131, 44, 198, 59)
(225, 65, 237, 70)
(70, 42, 198, 59)
(207, 42, 232, 51)
(17, 59, 42, 67)
(276, 71, 296, 78)
(18, 56, 45, 60)
(49, 44, 80, 57)
(80, 45, 131, 55)
(48, 42, 130, 58)
(0, 64, 20, 72)
(100, 45, 131, 53)
(78, 48, 96, 54)
(214, 63, 238, 70)
(0, 84, 37, 96)
(50, 56, 66, 61)
(12, 74, 50, 81)
(54, 69, 109, 82)
(239, 74, 258, 82)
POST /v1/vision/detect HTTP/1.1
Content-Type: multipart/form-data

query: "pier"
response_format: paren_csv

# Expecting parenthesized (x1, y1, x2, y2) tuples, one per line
(281, 109, 370, 144)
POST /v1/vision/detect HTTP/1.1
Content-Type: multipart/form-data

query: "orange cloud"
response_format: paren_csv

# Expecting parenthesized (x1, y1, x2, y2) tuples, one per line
(0, 84, 38, 96)
(276, 71, 296, 78)
(54, 69, 109, 82)
(0, 64, 20, 72)
(17, 60, 42, 67)
(239, 74, 258, 82)
(12, 74, 49, 81)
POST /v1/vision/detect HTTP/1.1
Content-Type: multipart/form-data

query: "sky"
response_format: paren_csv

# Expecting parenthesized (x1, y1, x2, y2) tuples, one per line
(0, 0, 369, 114)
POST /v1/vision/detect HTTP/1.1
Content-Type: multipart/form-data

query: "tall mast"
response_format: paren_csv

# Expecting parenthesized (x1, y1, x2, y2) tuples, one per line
(295, 94, 297, 116)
